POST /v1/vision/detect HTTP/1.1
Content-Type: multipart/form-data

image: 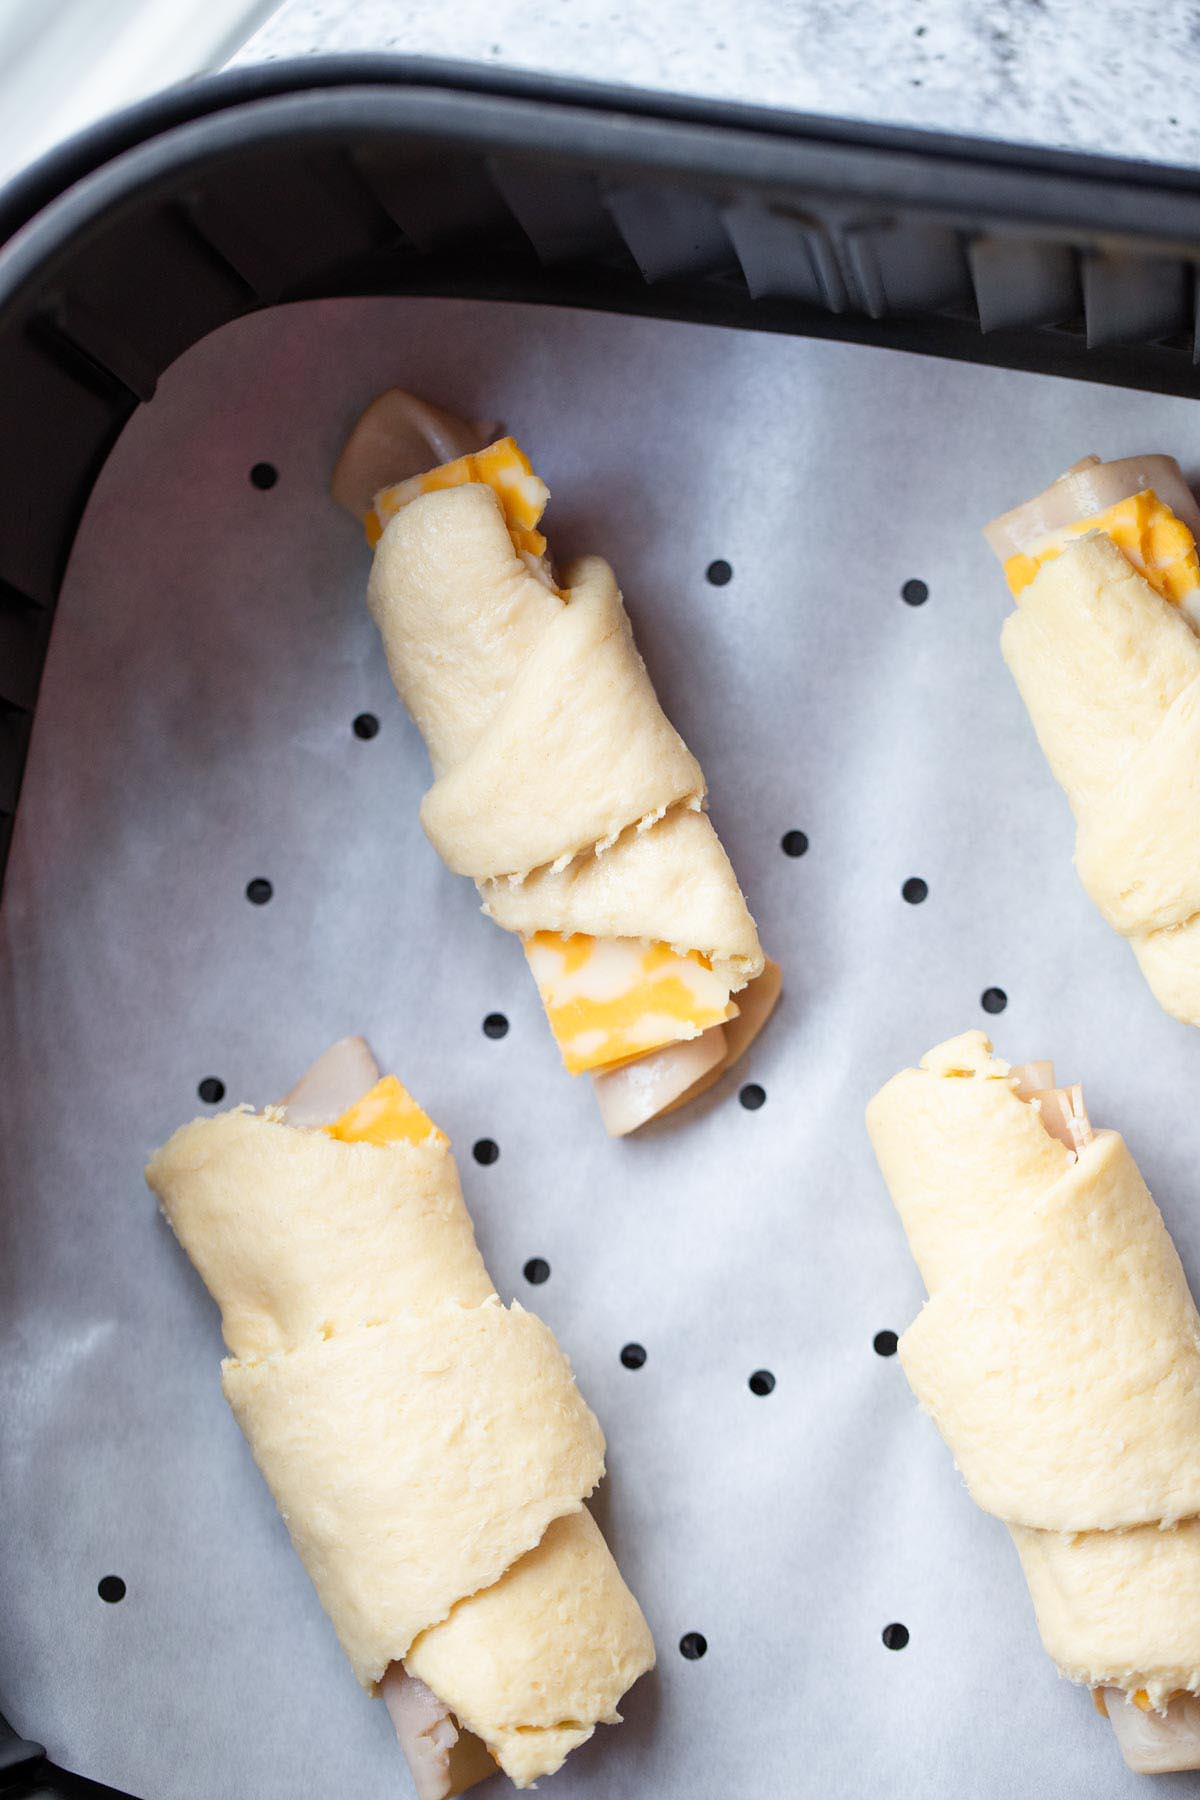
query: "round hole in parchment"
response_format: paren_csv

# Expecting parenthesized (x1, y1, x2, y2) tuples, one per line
(249, 462, 278, 490)
(781, 829, 809, 858)
(901, 578, 928, 606)
(882, 1622, 910, 1650)
(245, 878, 273, 906)
(352, 712, 379, 740)
(739, 1084, 766, 1112)
(621, 1342, 647, 1369)
(902, 877, 928, 904)
(981, 987, 1008, 1015)
(523, 1257, 550, 1285)
(198, 1078, 225, 1105)
(679, 1631, 708, 1659)
(473, 1138, 499, 1166)
(483, 1014, 509, 1040)
(749, 1369, 776, 1396)
(874, 1330, 899, 1357)
(705, 559, 732, 586)
(98, 1576, 126, 1604)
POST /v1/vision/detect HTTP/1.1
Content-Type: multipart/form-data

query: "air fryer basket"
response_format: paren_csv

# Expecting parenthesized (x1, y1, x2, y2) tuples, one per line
(5, 58, 1200, 1800)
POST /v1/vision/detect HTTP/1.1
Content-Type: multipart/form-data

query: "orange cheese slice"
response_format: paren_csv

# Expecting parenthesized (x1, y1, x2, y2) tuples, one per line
(324, 1074, 447, 1148)
(524, 931, 736, 1075)
(367, 435, 550, 556)
(1003, 489, 1200, 608)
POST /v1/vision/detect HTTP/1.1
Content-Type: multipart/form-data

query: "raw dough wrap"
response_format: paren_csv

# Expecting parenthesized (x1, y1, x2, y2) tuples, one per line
(406, 1508, 652, 1789)
(223, 1304, 605, 1682)
(1001, 533, 1200, 1023)
(368, 482, 763, 987)
(867, 1030, 1200, 1703)
(418, 552, 704, 885)
(1012, 1519, 1200, 1699)
(150, 1109, 494, 1360)
(147, 1105, 654, 1786)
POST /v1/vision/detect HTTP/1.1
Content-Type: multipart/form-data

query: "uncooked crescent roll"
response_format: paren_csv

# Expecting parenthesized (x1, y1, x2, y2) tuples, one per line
(334, 393, 779, 1134)
(984, 454, 1200, 1024)
(867, 1030, 1200, 1774)
(147, 1039, 654, 1795)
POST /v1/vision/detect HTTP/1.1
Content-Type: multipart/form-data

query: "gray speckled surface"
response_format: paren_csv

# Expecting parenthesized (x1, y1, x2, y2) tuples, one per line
(233, 0, 1200, 166)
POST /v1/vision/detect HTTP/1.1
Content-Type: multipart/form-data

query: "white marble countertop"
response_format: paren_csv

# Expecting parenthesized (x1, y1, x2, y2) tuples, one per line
(233, 0, 1200, 167)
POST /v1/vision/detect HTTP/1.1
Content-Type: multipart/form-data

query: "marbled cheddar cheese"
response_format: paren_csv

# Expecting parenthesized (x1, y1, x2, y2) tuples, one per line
(325, 1073, 446, 1149)
(368, 436, 550, 558)
(1003, 489, 1200, 611)
(523, 931, 736, 1074)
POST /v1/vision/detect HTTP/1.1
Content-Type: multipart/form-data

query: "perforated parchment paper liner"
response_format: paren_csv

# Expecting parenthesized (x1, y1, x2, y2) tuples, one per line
(4, 295, 1200, 1799)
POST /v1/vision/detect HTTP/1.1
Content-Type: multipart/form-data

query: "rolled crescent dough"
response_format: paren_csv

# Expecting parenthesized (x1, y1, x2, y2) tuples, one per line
(148, 1107, 654, 1784)
(419, 553, 703, 882)
(900, 1130, 1200, 1531)
(406, 1507, 655, 1788)
(480, 803, 762, 975)
(149, 1108, 492, 1360)
(867, 1030, 1200, 1702)
(1013, 1518, 1200, 1699)
(1002, 533, 1200, 1023)
(223, 1303, 605, 1682)
(367, 482, 763, 985)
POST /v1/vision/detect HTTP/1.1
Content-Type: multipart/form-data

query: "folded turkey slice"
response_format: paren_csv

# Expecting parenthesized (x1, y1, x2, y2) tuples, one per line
(984, 456, 1200, 1027)
(330, 388, 496, 522)
(591, 955, 783, 1135)
(984, 453, 1200, 579)
(382, 1664, 496, 1800)
(147, 1037, 654, 1793)
(1099, 1689, 1200, 1775)
(868, 1031, 1200, 1774)
(336, 390, 777, 1132)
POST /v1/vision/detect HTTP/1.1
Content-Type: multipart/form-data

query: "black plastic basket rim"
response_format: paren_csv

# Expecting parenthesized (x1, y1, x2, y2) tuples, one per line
(10, 51, 1200, 247)
(9, 53, 1200, 314)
